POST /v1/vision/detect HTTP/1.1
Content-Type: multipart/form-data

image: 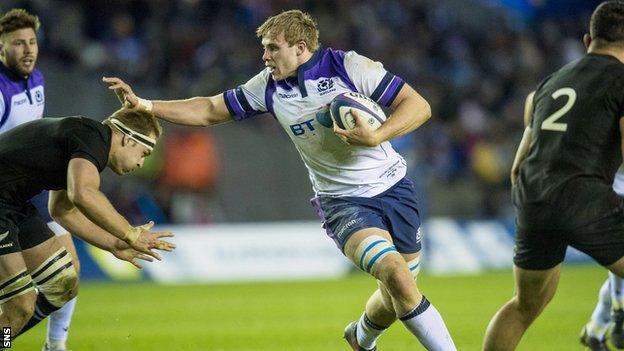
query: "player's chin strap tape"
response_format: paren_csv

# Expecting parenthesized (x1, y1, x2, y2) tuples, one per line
(110, 118, 155, 152)
(0, 270, 35, 304)
(31, 248, 76, 307)
(354, 235, 399, 274)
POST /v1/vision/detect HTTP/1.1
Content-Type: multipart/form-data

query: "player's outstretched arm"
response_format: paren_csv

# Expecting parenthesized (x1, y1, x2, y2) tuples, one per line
(65, 158, 175, 260)
(102, 76, 232, 126)
(48, 190, 169, 268)
(511, 92, 535, 185)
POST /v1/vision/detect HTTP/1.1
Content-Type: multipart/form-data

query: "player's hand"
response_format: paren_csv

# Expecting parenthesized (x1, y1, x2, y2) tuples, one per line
(333, 109, 381, 147)
(110, 244, 154, 269)
(126, 221, 176, 261)
(102, 76, 140, 109)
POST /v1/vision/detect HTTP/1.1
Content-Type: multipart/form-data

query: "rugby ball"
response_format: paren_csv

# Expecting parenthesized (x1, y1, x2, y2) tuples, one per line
(330, 92, 386, 130)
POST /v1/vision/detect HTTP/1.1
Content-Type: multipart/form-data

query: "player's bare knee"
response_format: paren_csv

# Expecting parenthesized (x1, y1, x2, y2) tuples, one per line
(513, 294, 548, 320)
(31, 248, 78, 307)
(377, 257, 417, 301)
(3, 292, 36, 327)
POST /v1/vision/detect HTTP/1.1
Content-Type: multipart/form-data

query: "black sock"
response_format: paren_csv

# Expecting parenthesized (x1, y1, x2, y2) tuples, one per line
(17, 293, 59, 337)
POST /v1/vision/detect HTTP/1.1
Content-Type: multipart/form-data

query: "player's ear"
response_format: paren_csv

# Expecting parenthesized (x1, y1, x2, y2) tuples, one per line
(583, 34, 591, 49)
(296, 40, 306, 55)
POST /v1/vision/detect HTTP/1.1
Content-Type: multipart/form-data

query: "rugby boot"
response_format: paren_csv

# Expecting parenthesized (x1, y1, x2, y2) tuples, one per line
(344, 321, 376, 351)
(42, 342, 70, 351)
(611, 309, 624, 349)
(580, 325, 608, 351)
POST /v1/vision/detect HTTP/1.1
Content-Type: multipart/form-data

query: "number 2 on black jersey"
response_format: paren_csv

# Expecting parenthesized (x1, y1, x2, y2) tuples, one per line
(540, 87, 577, 132)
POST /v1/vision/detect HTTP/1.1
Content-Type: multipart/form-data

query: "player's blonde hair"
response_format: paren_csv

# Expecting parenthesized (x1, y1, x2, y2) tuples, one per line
(105, 108, 162, 138)
(256, 10, 319, 52)
(0, 9, 40, 37)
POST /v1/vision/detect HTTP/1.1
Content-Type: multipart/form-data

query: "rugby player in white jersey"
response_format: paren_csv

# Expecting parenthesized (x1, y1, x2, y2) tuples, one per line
(581, 166, 624, 351)
(104, 9, 456, 351)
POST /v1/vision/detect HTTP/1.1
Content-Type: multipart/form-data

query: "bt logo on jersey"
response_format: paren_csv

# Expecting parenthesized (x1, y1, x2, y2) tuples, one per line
(290, 119, 316, 136)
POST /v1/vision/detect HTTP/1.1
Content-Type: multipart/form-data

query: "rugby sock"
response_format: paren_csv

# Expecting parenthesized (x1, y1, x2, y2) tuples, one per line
(587, 279, 611, 339)
(399, 296, 456, 351)
(610, 272, 624, 311)
(356, 312, 388, 349)
(17, 293, 60, 336)
(46, 297, 76, 348)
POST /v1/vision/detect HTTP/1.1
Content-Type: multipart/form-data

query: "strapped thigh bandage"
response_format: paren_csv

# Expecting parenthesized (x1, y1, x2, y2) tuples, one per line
(30, 248, 76, 307)
(354, 235, 399, 274)
(0, 269, 35, 304)
(406, 256, 421, 279)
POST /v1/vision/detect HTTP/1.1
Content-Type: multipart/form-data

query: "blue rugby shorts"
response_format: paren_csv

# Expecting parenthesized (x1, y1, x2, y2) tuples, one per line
(311, 177, 422, 254)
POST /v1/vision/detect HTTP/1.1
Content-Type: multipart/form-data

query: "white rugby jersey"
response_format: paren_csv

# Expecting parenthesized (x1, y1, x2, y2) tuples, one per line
(223, 47, 408, 197)
(614, 165, 624, 196)
(0, 63, 45, 134)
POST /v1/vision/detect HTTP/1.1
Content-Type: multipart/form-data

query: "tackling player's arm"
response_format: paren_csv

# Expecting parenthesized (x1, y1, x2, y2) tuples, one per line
(334, 84, 431, 147)
(66, 158, 174, 259)
(510, 91, 535, 185)
(102, 77, 232, 126)
(49, 189, 156, 268)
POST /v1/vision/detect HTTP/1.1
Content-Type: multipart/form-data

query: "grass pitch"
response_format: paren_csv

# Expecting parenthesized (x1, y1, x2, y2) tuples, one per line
(16, 265, 604, 350)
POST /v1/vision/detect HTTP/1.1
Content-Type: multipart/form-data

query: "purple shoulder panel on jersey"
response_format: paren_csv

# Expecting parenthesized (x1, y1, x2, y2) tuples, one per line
(265, 79, 276, 116)
(300, 48, 358, 96)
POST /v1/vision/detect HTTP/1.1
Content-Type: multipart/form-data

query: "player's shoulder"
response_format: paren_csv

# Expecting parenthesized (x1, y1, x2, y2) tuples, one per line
(242, 67, 272, 93)
(336, 49, 385, 73)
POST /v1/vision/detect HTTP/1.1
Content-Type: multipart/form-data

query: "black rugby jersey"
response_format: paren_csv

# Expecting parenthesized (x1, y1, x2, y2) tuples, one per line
(515, 53, 624, 206)
(0, 117, 111, 205)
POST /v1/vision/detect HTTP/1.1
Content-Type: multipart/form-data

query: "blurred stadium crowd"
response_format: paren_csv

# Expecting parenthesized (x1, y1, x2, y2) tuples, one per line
(1, 0, 603, 223)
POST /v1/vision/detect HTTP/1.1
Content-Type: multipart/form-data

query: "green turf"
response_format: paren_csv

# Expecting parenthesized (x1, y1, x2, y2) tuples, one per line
(14, 265, 605, 350)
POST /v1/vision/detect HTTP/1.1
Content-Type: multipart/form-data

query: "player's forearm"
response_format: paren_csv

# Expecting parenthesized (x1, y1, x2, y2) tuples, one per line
(376, 94, 431, 143)
(69, 188, 135, 243)
(151, 96, 227, 126)
(53, 208, 124, 251)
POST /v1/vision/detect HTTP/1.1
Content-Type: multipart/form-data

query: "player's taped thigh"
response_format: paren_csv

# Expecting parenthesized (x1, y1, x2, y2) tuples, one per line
(406, 256, 421, 280)
(0, 269, 35, 305)
(30, 247, 76, 307)
(354, 235, 399, 274)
